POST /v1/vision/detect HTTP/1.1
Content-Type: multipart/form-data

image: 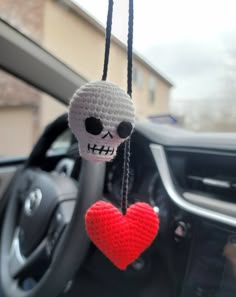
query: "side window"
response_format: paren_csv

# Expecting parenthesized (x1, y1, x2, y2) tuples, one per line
(133, 65, 143, 89)
(0, 70, 67, 158)
(148, 77, 156, 105)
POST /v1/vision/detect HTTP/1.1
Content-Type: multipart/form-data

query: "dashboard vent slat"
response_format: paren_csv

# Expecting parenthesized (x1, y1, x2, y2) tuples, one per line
(167, 150, 236, 205)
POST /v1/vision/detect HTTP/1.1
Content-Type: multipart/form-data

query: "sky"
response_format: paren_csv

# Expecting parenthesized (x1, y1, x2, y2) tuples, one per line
(73, 0, 236, 128)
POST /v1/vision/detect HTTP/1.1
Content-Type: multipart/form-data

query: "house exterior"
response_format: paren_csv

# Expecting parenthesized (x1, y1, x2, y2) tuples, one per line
(0, 0, 172, 157)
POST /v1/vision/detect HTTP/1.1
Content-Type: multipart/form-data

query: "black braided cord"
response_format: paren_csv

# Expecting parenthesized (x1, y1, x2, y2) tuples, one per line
(102, 0, 134, 215)
(121, 0, 134, 215)
(102, 0, 114, 81)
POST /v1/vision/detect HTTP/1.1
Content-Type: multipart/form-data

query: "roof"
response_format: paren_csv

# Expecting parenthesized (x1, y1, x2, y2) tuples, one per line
(58, 0, 173, 87)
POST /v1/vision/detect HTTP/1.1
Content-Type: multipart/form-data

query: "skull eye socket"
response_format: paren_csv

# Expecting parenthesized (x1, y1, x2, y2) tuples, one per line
(85, 117, 103, 135)
(117, 121, 133, 139)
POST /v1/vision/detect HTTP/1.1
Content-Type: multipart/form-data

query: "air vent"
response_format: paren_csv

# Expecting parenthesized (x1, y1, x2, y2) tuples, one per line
(186, 175, 236, 202)
(167, 150, 236, 204)
(186, 166, 236, 203)
(151, 144, 236, 226)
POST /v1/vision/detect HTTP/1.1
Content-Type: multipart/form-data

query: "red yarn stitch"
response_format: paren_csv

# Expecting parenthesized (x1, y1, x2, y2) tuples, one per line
(85, 201, 159, 270)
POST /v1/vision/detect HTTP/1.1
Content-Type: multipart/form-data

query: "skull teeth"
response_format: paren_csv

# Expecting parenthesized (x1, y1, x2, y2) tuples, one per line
(88, 144, 114, 156)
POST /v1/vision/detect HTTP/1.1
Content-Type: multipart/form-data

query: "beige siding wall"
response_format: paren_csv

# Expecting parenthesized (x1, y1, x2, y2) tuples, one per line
(43, 0, 104, 81)
(0, 107, 34, 157)
(154, 79, 170, 114)
(43, 0, 170, 119)
(132, 61, 170, 116)
(40, 94, 67, 131)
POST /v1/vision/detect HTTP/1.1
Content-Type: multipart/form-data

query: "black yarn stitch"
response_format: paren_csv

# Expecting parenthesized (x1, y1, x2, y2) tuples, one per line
(121, 0, 134, 215)
(102, 0, 114, 81)
(102, 0, 134, 215)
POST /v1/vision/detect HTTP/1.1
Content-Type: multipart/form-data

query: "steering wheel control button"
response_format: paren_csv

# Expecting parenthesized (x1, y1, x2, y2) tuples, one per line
(46, 211, 66, 256)
(24, 188, 42, 216)
(46, 227, 64, 256)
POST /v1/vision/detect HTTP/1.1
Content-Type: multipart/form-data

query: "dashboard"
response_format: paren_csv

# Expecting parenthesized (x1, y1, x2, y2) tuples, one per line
(50, 122, 236, 297)
(103, 138, 170, 230)
(51, 130, 178, 297)
(54, 131, 171, 236)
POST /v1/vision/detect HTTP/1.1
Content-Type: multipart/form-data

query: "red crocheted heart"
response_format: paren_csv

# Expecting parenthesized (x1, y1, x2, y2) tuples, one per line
(85, 201, 159, 270)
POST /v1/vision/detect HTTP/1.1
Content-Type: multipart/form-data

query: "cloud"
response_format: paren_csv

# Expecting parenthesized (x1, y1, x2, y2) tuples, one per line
(145, 39, 227, 99)
(221, 30, 236, 53)
(144, 32, 236, 131)
(170, 98, 236, 131)
(74, 0, 236, 130)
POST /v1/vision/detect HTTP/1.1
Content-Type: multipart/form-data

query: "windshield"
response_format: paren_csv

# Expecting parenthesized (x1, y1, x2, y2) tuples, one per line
(1, 0, 235, 132)
(75, 0, 236, 132)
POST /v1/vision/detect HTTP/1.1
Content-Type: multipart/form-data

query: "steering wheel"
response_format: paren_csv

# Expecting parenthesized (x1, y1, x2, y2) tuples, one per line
(0, 114, 106, 297)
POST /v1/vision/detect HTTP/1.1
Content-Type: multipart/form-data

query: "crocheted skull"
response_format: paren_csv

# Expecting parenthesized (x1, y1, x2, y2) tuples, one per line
(68, 81, 135, 162)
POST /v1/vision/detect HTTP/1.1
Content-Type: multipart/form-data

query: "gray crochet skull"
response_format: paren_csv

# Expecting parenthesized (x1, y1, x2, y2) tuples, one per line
(68, 81, 135, 162)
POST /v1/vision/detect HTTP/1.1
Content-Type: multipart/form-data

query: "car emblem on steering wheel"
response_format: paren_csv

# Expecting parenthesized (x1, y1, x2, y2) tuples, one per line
(24, 188, 42, 216)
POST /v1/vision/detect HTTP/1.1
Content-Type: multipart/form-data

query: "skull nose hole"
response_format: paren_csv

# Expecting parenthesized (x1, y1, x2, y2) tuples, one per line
(102, 131, 113, 139)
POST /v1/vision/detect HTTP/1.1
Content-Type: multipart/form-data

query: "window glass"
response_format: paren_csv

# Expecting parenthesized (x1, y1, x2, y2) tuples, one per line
(149, 77, 156, 104)
(133, 65, 143, 89)
(0, 70, 67, 158)
(1, 0, 236, 132)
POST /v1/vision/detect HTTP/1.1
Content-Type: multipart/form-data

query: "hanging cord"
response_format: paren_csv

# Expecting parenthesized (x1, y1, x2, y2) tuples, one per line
(102, 0, 114, 81)
(121, 0, 134, 215)
(127, 0, 134, 97)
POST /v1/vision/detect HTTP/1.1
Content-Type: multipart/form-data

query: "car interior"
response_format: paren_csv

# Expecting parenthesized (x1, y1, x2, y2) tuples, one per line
(1, 14, 236, 297)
